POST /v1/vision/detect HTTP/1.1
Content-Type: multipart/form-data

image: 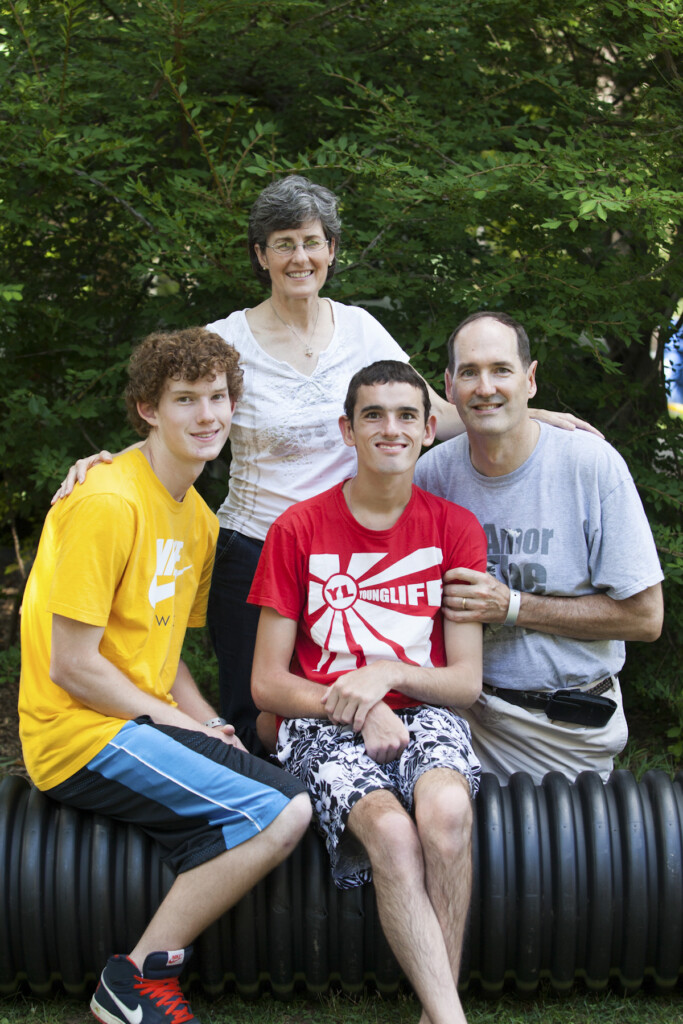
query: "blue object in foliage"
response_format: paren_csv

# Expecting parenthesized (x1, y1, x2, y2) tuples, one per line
(664, 326, 683, 417)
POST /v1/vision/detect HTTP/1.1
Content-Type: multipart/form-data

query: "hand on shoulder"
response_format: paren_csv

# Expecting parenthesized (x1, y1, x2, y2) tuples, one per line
(51, 451, 114, 505)
(530, 409, 604, 438)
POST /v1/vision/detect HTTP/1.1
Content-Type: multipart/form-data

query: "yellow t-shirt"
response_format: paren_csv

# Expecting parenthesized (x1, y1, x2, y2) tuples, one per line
(19, 449, 218, 790)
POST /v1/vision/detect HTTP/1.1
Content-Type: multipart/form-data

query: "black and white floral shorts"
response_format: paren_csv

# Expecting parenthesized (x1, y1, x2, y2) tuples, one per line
(276, 704, 481, 889)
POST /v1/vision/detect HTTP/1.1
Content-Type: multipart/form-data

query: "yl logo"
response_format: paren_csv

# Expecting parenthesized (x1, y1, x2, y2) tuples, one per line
(322, 573, 359, 610)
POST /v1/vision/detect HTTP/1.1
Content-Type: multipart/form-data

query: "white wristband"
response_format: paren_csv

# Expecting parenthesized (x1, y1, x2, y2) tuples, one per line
(503, 589, 521, 626)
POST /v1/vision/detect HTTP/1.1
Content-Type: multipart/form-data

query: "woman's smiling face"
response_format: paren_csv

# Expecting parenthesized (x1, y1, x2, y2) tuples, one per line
(255, 219, 335, 303)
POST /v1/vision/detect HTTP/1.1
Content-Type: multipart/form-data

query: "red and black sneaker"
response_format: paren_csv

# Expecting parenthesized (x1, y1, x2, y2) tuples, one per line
(91, 946, 198, 1023)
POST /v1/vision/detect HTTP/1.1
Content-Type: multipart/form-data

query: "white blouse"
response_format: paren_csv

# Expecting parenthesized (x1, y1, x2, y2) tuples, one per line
(206, 300, 409, 541)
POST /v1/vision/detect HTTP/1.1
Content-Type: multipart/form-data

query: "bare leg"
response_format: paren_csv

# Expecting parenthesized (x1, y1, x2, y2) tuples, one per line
(129, 792, 311, 966)
(414, 769, 473, 1010)
(347, 789, 468, 1024)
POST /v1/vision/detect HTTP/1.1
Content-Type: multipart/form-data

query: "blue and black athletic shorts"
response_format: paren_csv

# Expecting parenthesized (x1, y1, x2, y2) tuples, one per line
(47, 716, 307, 874)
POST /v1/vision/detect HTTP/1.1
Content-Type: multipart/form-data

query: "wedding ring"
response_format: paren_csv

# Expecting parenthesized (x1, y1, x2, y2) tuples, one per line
(462, 597, 467, 611)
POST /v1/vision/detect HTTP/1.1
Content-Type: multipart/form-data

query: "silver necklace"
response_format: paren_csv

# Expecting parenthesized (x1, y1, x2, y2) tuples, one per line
(270, 299, 320, 357)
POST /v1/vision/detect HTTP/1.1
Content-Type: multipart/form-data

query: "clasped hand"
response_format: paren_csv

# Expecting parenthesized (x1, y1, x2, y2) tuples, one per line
(205, 722, 246, 751)
(321, 660, 396, 732)
(442, 566, 511, 623)
(360, 701, 410, 764)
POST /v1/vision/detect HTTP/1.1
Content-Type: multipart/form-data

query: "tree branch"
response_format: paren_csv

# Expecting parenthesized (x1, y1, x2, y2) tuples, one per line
(71, 170, 156, 229)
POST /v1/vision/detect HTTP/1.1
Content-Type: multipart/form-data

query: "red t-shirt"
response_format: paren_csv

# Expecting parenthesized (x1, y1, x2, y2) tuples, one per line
(248, 482, 487, 710)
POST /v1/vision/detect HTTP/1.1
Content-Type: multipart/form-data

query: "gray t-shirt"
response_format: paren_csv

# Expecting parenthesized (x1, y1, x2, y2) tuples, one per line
(414, 423, 663, 691)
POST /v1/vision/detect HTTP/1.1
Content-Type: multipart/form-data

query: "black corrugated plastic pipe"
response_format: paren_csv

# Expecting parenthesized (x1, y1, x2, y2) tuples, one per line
(1, 769, 681, 998)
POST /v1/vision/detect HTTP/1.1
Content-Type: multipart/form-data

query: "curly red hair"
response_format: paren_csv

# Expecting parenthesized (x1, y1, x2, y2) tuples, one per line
(125, 327, 243, 437)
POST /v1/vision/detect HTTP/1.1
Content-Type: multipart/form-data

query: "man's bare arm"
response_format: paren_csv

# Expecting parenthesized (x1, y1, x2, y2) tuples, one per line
(50, 614, 240, 744)
(443, 568, 664, 641)
(170, 657, 245, 748)
(251, 607, 329, 719)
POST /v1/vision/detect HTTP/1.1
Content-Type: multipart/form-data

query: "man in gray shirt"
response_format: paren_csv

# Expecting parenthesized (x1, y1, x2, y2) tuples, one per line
(414, 311, 664, 784)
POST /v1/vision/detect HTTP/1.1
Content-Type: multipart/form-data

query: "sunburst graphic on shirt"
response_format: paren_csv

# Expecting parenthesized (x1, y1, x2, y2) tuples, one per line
(307, 548, 443, 675)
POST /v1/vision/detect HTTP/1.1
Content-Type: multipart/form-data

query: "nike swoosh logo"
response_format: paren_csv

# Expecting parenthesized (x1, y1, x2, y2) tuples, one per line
(100, 976, 143, 1024)
(148, 565, 193, 608)
(148, 577, 176, 608)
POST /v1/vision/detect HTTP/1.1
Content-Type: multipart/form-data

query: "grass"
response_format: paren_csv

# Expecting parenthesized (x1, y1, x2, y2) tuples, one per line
(614, 736, 679, 779)
(2, 984, 683, 1024)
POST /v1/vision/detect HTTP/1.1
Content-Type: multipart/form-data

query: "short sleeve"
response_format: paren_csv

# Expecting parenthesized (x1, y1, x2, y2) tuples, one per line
(187, 539, 217, 627)
(357, 306, 410, 364)
(248, 518, 307, 621)
(443, 506, 487, 576)
(47, 495, 137, 627)
(589, 474, 663, 600)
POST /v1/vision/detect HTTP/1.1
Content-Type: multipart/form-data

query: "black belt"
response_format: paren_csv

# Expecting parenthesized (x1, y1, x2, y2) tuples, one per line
(483, 677, 617, 727)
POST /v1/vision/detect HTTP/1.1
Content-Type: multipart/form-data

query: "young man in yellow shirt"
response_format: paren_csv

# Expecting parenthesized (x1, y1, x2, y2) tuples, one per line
(19, 327, 311, 1024)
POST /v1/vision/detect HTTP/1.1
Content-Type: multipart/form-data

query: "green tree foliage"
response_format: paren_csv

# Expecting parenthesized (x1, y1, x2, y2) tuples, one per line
(1, 0, 681, 740)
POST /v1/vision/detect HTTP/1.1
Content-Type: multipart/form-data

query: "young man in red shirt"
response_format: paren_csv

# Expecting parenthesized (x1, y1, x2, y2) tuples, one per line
(249, 360, 485, 1024)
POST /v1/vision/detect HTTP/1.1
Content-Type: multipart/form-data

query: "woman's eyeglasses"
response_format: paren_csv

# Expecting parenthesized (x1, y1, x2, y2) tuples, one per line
(266, 238, 330, 256)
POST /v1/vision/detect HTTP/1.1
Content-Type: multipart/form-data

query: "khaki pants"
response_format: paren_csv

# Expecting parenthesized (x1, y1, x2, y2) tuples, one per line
(462, 678, 628, 786)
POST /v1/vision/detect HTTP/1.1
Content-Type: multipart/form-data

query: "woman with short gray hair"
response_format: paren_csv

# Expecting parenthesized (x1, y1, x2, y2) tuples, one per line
(205, 175, 419, 752)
